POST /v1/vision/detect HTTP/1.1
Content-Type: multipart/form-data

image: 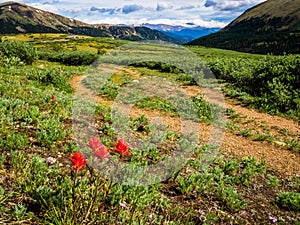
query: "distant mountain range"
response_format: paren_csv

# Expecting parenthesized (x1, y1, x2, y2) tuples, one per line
(142, 24, 220, 43)
(0, 1, 179, 43)
(187, 0, 300, 54)
(2, 0, 298, 54)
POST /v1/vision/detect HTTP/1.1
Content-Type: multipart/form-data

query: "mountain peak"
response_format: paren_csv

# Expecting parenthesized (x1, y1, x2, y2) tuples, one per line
(0, 1, 179, 43)
(0, 1, 21, 6)
(223, 0, 300, 32)
(188, 0, 300, 54)
(0, 1, 28, 9)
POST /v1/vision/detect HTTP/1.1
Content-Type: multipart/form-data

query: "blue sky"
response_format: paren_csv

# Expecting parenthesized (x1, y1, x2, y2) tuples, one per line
(1, 0, 266, 28)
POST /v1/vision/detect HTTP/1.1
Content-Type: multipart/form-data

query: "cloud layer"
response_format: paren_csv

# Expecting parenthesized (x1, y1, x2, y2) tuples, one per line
(204, 0, 264, 11)
(0, 0, 267, 28)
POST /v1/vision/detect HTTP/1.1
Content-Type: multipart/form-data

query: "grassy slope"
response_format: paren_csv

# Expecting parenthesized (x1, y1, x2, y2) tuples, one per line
(224, 0, 300, 29)
(187, 0, 300, 54)
(0, 35, 299, 224)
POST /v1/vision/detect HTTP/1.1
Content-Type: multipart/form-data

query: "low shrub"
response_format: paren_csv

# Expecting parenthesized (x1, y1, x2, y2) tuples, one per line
(130, 61, 183, 74)
(276, 192, 300, 211)
(0, 41, 37, 64)
(39, 50, 98, 66)
(208, 55, 300, 119)
(26, 67, 73, 92)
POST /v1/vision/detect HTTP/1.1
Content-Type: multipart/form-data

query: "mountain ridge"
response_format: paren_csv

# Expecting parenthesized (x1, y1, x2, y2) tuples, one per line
(142, 23, 220, 43)
(0, 1, 179, 43)
(187, 0, 300, 54)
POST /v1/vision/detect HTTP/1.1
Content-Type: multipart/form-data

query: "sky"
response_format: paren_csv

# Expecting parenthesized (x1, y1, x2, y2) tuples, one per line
(1, 0, 267, 28)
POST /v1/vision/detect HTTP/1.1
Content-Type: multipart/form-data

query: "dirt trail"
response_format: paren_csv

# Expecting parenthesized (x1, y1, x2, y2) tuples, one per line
(182, 85, 299, 136)
(129, 104, 300, 176)
(70, 66, 300, 176)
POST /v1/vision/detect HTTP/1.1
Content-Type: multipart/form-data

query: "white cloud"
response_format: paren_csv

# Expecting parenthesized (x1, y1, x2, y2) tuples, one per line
(156, 2, 173, 11)
(69, 7, 86, 14)
(89, 6, 118, 15)
(80, 16, 228, 28)
(204, 0, 266, 11)
(30, 2, 59, 13)
(0, 0, 267, 28)
(122, 4, 143, 14)
(177, 5, 197, 10)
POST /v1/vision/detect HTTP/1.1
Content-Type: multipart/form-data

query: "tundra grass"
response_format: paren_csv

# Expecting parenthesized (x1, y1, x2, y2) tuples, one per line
(0, 38, 299, 224)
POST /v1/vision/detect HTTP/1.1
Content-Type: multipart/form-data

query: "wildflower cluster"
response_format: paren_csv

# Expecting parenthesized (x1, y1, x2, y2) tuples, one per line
(70, 152, 86, 172)
(89, 137, 109, 160)
(115, 139, 131, 156)
(70, 137, 131, 172)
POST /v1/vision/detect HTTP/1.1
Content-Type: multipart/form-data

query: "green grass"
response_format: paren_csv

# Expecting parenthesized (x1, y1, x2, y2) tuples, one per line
(0, 36, 299, 224)
(187, 45, 265, 61)
(187, 45, 300, 121)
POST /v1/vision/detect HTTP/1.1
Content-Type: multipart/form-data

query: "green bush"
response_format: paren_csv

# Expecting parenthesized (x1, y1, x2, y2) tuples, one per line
(130, 61, 183, 74)
(0, 56, 25, 67)
(208, 55, 300, 119)
(0, 132, 29, 150)
(276, 192, 300, 211)
(249, 55, 300, 114)
(39, 50, 98, 66)
(26, 67, 73, 92)
(36, 117, 66, 147)
(0, 41, 37, 64)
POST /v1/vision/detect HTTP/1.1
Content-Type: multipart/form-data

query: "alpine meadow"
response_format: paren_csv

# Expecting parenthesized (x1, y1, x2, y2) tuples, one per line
(0, 1, 299, 224)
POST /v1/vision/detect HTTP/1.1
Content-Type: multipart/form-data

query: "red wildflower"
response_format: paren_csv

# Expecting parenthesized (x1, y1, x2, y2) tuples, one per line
(89, 137, 109, 160)
(115, 139, 131, 156)
(51, 94, 55, 100)
(70, 152, 86, 172)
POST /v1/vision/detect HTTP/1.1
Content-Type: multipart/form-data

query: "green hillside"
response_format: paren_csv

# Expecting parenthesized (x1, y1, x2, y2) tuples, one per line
(187, 0, 300, 54)
(0, 1, 179, 43)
